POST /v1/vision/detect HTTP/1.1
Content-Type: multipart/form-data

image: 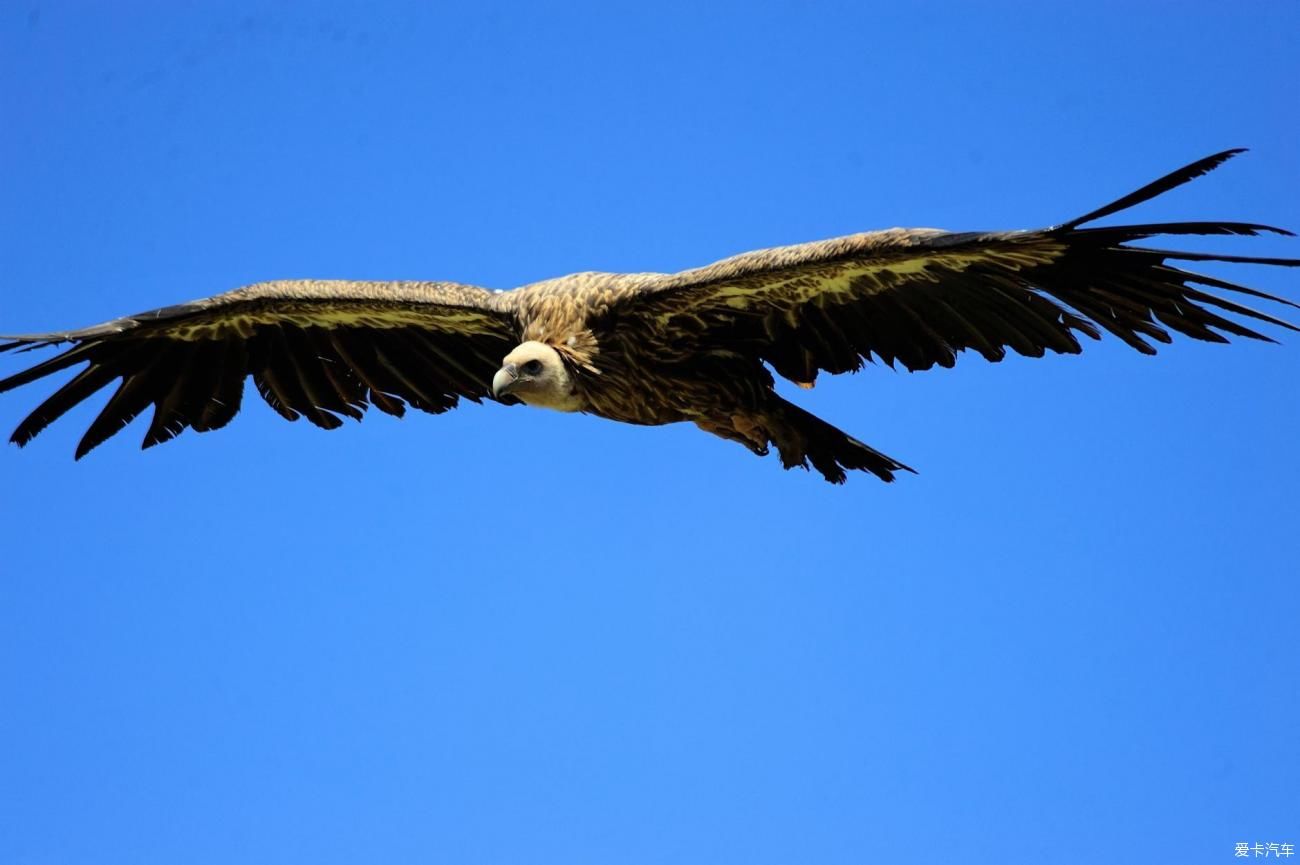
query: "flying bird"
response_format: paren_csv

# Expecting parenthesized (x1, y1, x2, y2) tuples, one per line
(2, 149, 1297, 483)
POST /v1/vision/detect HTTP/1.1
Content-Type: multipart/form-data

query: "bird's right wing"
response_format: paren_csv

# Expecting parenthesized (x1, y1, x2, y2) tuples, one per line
(609, 150, 1298, 385)
(0, 279, 519, 458)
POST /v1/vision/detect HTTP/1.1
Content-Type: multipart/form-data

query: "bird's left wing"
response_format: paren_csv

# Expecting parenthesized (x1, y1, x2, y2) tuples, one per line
(0, 279, 518, 457)
(612, 150, 1298, 385)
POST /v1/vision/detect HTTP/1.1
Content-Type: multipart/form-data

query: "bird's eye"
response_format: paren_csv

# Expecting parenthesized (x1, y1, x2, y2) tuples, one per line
(522, 359, 544, 376)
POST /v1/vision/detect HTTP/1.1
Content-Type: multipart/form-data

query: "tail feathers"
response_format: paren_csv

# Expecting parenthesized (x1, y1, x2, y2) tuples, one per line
(769, 397, 915, 484)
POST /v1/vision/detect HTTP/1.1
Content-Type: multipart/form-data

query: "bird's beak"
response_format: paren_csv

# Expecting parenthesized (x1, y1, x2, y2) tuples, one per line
(492, 362, 519, 398)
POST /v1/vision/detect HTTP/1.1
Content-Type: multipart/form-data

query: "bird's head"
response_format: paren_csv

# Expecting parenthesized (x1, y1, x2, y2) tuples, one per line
(492, 341, 581, 411)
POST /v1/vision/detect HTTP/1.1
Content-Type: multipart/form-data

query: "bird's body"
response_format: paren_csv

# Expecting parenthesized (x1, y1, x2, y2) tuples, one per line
(2, 150, 1297, 482)
(498, 271, 915, 477)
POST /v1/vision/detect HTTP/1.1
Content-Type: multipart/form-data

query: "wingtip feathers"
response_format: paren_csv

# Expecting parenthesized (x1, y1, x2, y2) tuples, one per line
(1060, 148, 1255, 231)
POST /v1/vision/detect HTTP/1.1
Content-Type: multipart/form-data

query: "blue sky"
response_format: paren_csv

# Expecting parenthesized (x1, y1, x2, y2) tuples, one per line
(1, 2, 1297, 863)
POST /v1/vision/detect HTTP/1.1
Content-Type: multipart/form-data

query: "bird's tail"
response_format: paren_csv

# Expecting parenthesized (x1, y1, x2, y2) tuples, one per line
(767, 396, 915, 484)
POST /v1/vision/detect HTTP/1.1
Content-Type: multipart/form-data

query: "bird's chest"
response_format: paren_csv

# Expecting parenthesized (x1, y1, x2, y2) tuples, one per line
(573, 334, 717, 426)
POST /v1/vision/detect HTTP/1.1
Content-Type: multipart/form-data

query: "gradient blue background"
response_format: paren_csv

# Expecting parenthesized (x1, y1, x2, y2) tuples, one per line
(2, 3, 1297, 863)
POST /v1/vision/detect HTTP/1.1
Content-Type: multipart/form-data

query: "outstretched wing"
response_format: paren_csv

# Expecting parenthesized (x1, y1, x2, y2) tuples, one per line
(0, 280, 518, 458)
(615, 149, 1298, 385)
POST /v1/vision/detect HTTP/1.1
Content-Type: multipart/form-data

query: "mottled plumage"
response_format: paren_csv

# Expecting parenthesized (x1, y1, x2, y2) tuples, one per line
(2, 149, 1297, 482)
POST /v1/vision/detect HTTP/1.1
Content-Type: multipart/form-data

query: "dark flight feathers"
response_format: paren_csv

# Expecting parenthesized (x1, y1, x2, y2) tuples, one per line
(0, 283, 518, 459)
(617, 149, 1297, 388)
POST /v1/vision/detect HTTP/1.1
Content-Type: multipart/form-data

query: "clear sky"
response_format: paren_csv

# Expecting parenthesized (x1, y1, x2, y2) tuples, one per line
(1, 2, 1297, 863)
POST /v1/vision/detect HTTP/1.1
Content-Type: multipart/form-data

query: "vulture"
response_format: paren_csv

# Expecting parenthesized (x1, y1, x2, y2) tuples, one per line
(1, 149, 1297, 483)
